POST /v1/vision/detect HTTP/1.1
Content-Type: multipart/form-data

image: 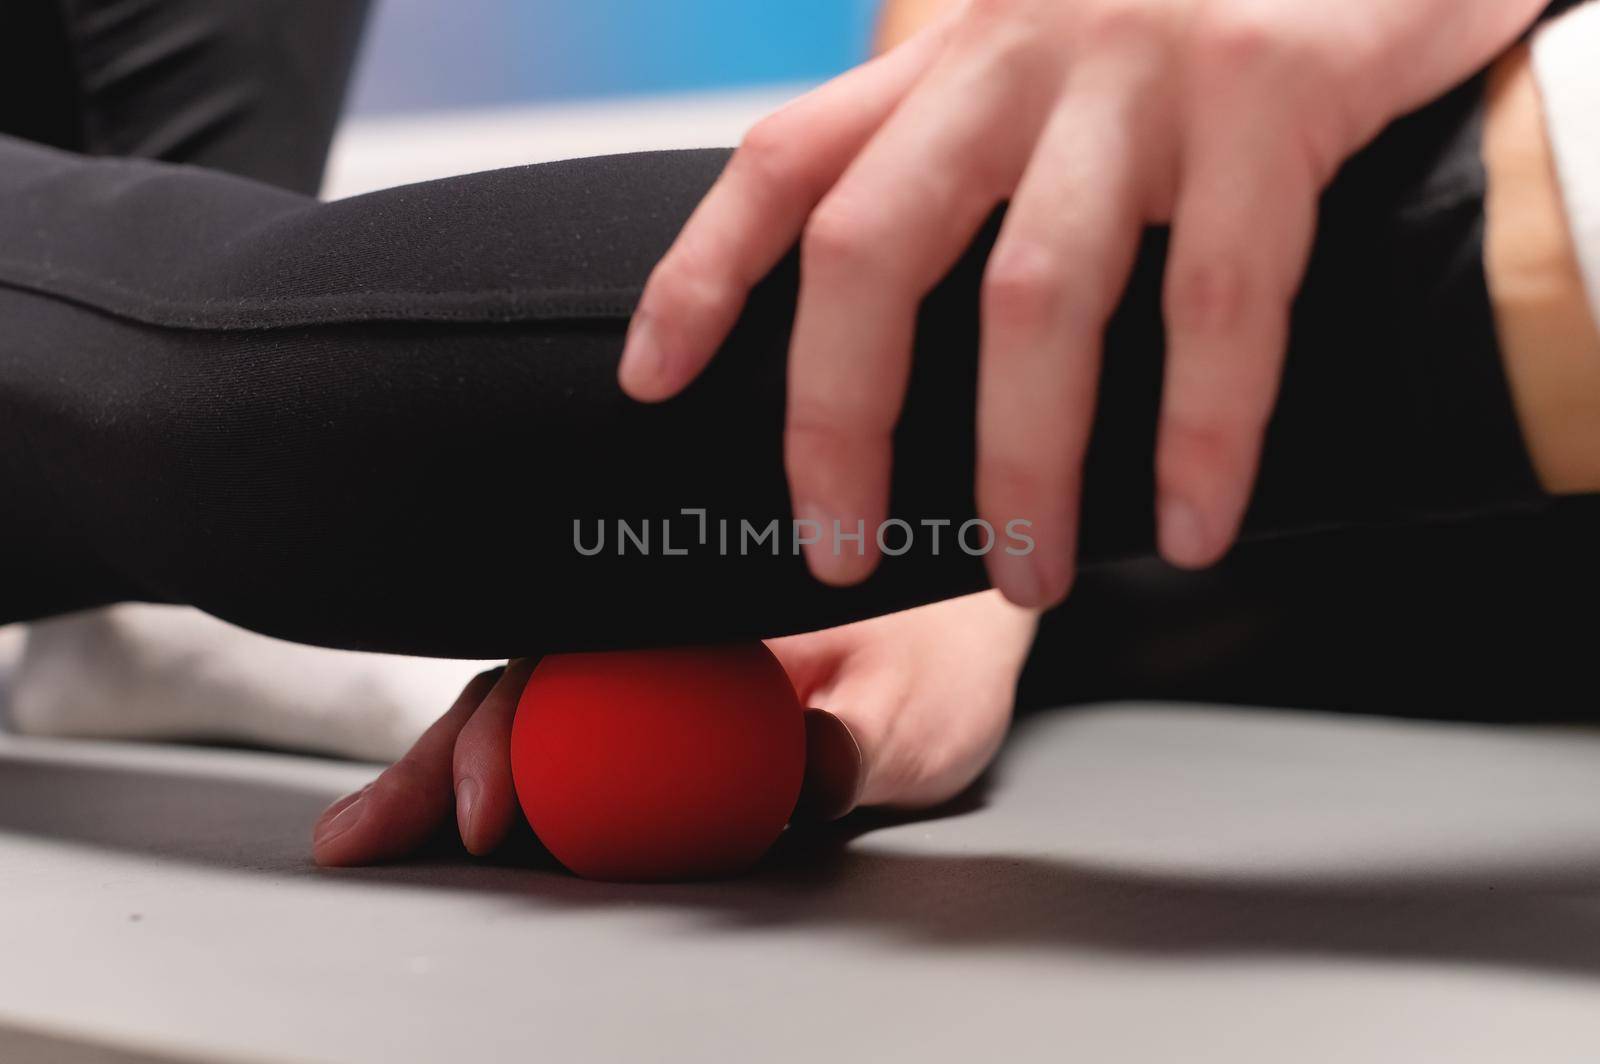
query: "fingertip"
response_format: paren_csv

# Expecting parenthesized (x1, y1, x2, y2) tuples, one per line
(454, 770, 516, 859)
(793, 501, 882, 588)
(986, 537, 1075, 610)
(311, 785, 374, 867)
(803, 546, 881, 588)
(617, 317, 683, 403)
(1155, 426, 1256, 571)
(454, 777, 484, 855)
(313, 785, 365, 837)
(987, 551, 1045, 609)
(1157, 492, 1227, 570)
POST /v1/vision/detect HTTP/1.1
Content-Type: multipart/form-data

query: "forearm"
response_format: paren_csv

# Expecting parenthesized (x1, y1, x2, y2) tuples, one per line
(1484, 42, 1600, 494)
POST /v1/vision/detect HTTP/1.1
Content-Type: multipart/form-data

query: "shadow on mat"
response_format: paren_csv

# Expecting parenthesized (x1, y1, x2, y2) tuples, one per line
(8, 743, 1600, 983)
(0, 1023, 186, 1064)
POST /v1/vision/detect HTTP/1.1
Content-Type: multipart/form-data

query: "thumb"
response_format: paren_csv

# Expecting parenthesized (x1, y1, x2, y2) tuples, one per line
(793, 707, 864, 823)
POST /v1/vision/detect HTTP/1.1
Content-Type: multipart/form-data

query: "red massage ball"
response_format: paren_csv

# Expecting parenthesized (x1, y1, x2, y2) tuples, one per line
(511, 642, 806, 882)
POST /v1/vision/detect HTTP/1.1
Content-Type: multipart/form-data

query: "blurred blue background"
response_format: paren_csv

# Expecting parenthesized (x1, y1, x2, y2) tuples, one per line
(349, 0, 881, 114)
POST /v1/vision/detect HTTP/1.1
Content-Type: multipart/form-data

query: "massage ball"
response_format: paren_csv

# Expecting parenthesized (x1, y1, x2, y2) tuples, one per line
(511, 642, 806, 882)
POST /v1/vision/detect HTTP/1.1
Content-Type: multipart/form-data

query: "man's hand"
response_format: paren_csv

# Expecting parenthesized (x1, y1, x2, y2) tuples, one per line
(618, 0, 1547, 607)
(311, 592, 1037, 866)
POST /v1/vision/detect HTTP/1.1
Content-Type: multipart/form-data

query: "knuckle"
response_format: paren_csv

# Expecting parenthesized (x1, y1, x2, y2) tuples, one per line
(450, 731, 481, 778)
(952, 0, 1051, 74)
(962, 0, 1027, 32)
(1160, 411, 1262, 480)
(801, 202, 886, 274)
(786, 409, 896, 494)
(374, 759, 431, 802)
(980, 453, 1055, 507)
(1191, 10, 1281, 75)
(1301, 96, 1361, 180)
(649, 248, 731, 321)
(1165, 256, 1250, 334)
(734, 116, 803, 194)
(786, 408, 851, 468)
(959, 155, 1021, 203)
(1288, 68, 1373, 183)
(1187, 11, 1351, 146)
(986, 239, 1116, 332)
(788, 396, 888, 447)
(1078, 2, 1165, 55)
(984, 241, 1067, 328)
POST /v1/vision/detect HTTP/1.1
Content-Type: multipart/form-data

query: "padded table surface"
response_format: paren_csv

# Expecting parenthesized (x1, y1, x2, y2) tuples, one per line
(5, 703, 1600, 1063)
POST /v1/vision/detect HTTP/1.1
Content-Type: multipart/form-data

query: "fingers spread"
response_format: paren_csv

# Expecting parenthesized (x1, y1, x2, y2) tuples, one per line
(1158, 96, 1318, 569)
(618, 17, 956, 401)
(452, 658, 538, 856)
(312, 666, 502, 868)
(787, 26, 1058, 586)
(978, 60, 1157, 608)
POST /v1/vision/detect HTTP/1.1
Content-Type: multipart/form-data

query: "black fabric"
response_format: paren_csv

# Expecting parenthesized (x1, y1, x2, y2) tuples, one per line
(0, 0, 81, 151)
(0, 64, 1549, 658)
(1540, 0, 1588, 22)
(1021, 496, 1600, 723)
(0, 0, 369, 195)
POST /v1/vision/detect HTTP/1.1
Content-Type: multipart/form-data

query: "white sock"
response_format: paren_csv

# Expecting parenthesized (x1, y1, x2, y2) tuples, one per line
(5, 606, 496, 762)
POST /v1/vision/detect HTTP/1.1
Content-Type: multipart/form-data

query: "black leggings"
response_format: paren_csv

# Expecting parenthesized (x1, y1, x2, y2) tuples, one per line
(0, 0, 1549, 659)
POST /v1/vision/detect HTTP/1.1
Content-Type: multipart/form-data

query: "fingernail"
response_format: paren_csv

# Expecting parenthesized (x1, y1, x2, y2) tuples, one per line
(991, 551, 1044, 608)
(796, 501, 869, 585)
(1159, 495, 1211, 569)
(455, 777, 480, 851)
(314, 788, 369, 848)
(618, 317, 665, 395)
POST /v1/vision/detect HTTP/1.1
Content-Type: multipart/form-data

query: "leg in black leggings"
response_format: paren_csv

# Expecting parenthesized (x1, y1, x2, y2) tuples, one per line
(0, 0, 368, 193)
(0, 36, 1544, 658)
